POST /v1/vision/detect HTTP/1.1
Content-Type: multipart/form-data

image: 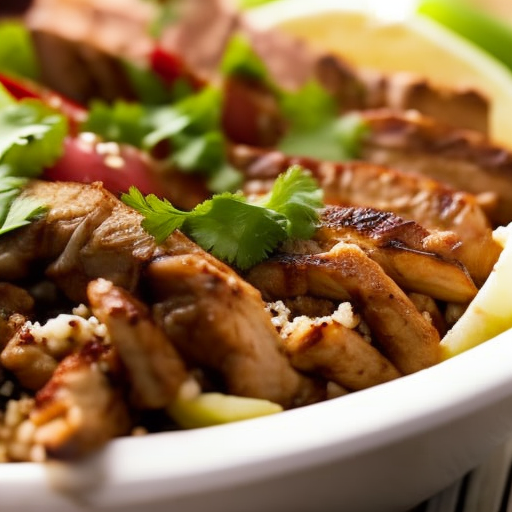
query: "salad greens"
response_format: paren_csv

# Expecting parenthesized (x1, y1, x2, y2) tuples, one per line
(83, 86, 242, 193)
(122, 165, 324, 269)
(0, 85, 67, 237)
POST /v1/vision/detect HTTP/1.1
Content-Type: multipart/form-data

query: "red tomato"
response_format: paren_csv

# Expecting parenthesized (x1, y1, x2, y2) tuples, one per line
(44, 134, 163, 196)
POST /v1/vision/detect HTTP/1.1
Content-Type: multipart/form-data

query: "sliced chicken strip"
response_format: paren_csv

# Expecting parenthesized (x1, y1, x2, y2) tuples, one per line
(315, 206, 477, 303)
(0, 181, 156, 302)
(148, 253, 323, 408)
(247, 242, 441, 374)
(235, 146, 501, 286)
(282, 317, 401, 391)
(87, 278, 191, 410)
(360, 109, 512, 226)
(30, 341, 131, 460)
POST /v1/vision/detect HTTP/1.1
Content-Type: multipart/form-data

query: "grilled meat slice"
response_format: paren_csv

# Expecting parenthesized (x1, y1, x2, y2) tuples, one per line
(0, 284, 34, 350)
(161, 0, 238, 83)
(408, 292, 447, 336)
(315, 206, 477, 303)
(0, 181, 156, 303)
(148, 252, 322, 408)
(247, 242, 441, 375)
(282, 317, 401, 391)
(30, 341, 131, 460)
(25, 0, 155, 103)
(88, 278, 191, 409)
(235, 146, 501, 286)
(315, 56, 488, 133)
(360, 109, 512, 226)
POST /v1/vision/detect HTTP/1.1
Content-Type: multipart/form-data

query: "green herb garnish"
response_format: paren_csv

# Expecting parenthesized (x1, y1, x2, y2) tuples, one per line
(83, 86, 242, 193)
(278, 82, 368, 161)
(0, 22, 40, 80)
(0, 99, 68, 177)
(0, 88, 67, 237)
(0, 170, 47, 236)
(221, 33, 268, 82)
(122, 165, 323, 269)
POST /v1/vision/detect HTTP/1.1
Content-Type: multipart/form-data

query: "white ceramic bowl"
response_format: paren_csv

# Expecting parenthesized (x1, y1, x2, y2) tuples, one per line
(3, 327, 512, 512)
(3, 2, 512, 512)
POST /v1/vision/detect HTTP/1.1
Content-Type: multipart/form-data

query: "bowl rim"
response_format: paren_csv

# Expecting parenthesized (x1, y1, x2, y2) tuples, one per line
(2, 327, 512, 507)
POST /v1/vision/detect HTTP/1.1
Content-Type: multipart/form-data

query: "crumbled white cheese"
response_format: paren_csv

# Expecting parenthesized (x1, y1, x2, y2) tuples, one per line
(28, 314, 109, 357)
(266, 301, 292, 330)
(267, 301, 361, 339)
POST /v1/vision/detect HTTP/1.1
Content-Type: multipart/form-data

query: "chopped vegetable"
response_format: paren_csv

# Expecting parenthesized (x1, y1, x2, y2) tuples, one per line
(83, 100, 151, 148)
(122, 165, 323, 269)
(440, 223, 512, 359)
(169, 392, 283, 429)
(417, 0, 512, 73)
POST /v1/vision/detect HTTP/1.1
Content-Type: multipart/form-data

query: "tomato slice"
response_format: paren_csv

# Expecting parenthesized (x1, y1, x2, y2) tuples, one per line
(44, 134, 163, 196)
(0, 73, 87, 132)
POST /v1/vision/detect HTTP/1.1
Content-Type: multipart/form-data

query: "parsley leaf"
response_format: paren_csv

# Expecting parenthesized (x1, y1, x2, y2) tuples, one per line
(122, 166, 323, 269)
(258, 165, 324, 239)
(0, 99, 68, 176)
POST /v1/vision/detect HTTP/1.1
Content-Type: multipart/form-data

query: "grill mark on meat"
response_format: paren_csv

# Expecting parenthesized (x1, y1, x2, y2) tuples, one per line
(360, 109, 512, 226)
(235, 146, 501, 286)
(316, 205, 478, 303)
(247, 243, 441, 374)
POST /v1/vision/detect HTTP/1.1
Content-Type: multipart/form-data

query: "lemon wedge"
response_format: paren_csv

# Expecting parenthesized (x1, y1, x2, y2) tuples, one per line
(440, 224, 512, 359)
(248, 0, 512, 148)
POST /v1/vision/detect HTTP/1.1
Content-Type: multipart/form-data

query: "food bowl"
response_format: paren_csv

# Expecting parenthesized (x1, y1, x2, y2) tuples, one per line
(2, 2, 512, 511)
(3, 327, 512, 512)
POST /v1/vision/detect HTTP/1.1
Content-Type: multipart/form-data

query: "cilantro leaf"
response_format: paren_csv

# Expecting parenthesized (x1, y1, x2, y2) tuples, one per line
(221, 33, 268, 82)
(82, 100, 151, 147)
(121, 166, 323, 269)
(0, 22, 40, 80)
(0, 195, 47, 236)
(0, 99, 67, 176)
(121, 186, 188, 243)
(275, 80, 369, 161)
(187, 194, 288, 269)
(259, 165, 324, 239)
(0, 171, 47, 236)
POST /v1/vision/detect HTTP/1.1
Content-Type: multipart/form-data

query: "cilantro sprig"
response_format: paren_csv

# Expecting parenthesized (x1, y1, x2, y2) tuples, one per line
(0, 85, 68, 237)
(83, 86, 242, 193)
(122, 165, 323, 269)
